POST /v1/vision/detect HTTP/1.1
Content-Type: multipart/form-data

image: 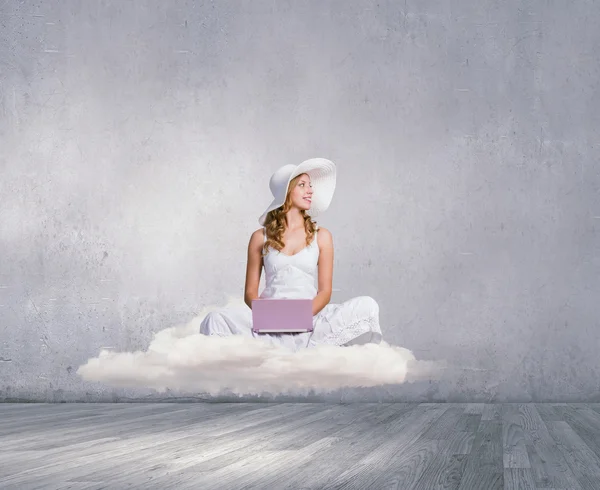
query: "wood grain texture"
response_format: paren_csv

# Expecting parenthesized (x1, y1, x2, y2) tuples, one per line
(1, 403, 600, 489)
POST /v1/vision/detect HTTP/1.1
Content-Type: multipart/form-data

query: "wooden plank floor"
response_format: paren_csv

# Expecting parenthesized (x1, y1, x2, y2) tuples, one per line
(2, 403, 600, 489)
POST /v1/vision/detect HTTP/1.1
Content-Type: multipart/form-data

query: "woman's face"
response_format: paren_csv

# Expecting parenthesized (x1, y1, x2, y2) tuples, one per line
(289, 173, 313, 211)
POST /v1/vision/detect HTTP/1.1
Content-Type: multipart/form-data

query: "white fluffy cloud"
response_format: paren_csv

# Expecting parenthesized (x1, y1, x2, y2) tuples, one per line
(78, 298, 448, 396)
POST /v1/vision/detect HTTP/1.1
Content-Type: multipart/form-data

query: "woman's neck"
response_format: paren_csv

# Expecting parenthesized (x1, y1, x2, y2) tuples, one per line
(285, 209, 305, 230)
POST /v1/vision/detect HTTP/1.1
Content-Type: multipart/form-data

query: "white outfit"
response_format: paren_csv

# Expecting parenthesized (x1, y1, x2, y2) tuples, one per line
(199, 227, 383, 352)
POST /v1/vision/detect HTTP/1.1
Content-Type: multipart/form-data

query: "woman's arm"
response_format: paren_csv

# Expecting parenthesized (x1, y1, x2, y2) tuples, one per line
(313, 227, 333, 316)
(244, 229, 264, 309)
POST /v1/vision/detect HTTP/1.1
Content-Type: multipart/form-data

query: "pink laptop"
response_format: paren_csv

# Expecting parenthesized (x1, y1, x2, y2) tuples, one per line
(251, 299, 314, 333)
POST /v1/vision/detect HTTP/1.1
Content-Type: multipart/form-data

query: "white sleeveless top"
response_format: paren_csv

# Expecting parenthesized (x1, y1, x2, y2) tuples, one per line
(260, 227, 319, 300)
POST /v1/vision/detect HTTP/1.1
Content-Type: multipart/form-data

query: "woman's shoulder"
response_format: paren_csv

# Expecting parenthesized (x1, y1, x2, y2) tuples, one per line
(249, 228, 266, 246)
(316, 226, 333, 246)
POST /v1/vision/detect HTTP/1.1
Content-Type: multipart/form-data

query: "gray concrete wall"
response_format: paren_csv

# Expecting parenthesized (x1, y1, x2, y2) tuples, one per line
(1, 0, 599, 402)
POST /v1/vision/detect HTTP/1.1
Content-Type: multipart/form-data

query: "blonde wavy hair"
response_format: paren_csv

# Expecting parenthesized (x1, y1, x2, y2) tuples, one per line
(262, 174, 317, 256)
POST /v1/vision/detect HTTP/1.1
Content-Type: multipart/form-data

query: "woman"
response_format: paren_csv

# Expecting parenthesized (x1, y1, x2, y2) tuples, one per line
(199, 158, 383, 351)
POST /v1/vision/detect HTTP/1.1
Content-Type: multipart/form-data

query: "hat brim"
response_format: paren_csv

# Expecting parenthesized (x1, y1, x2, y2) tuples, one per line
(258, 158, 336, 226)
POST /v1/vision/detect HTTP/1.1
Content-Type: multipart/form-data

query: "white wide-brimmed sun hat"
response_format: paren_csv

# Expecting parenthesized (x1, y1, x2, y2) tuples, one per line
(258, 158, 336, 226)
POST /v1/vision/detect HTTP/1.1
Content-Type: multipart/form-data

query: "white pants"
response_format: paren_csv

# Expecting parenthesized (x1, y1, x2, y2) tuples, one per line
(199, 296, 383, 352)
